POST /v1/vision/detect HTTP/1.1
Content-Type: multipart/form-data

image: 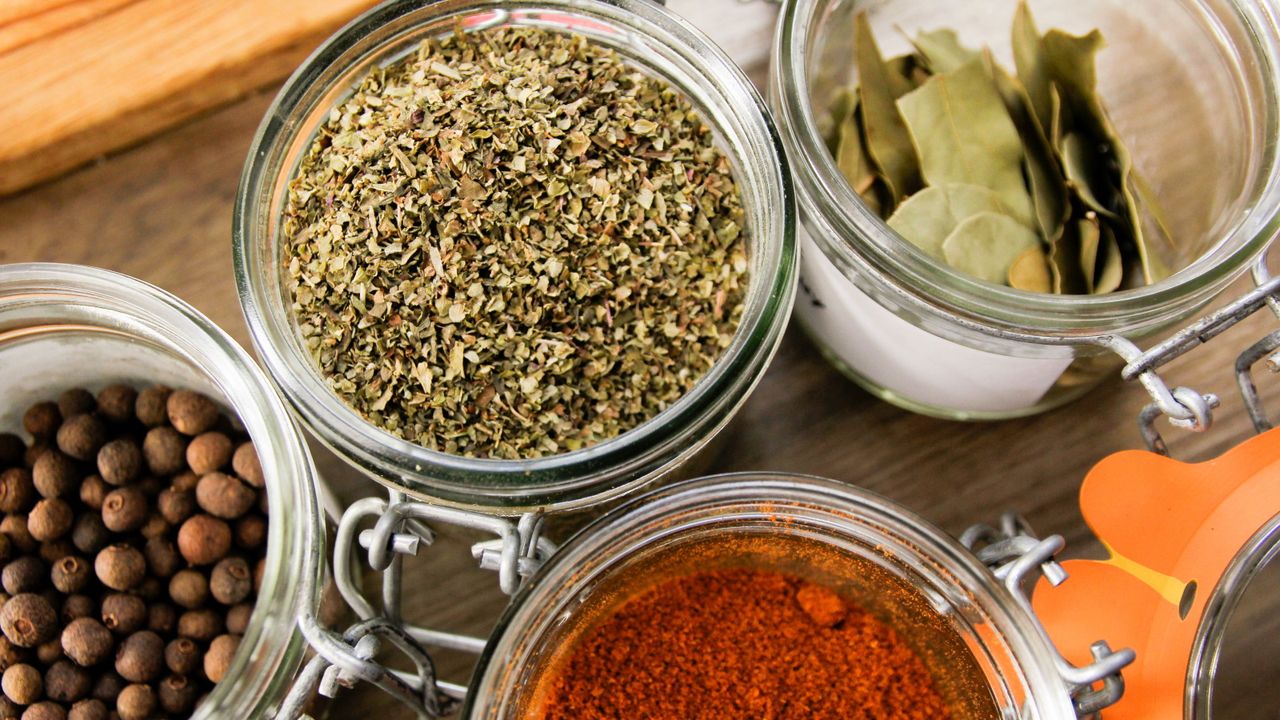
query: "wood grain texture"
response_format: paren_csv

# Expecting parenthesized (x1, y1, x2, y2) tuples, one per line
(0, 0, 381, 196)
(0, 1, 1275, 715)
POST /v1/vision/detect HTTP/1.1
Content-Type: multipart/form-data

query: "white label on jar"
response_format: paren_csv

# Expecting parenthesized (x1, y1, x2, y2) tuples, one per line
(795, 232, 1073, 415)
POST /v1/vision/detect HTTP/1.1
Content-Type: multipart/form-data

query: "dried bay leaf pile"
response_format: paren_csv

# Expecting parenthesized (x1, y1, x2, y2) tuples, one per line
(830, 2, 1176, 294)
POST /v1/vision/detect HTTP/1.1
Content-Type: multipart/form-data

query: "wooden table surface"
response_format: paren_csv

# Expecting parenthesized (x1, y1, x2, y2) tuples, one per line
(1, 1, 1277, 716)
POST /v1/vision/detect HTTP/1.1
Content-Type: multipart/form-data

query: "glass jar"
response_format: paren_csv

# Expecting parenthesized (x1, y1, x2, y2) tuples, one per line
(0, 263, 325, 719)
(234, 0, 796, 513)
(465, 473, 1084, 719)
(770, 0, 1280, 419)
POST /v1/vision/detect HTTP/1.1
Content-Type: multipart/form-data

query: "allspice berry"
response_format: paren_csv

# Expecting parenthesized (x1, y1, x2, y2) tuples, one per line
(163, 638, 200, 676)
(0, 518, 35, 555)
(0, 536, 10, 566)
(233, 515, 266, 551)
(225, 603, 253, 636)
(0, 595, 56, 647)
(67, 699, 107, 720)
(89, 673, 122, 704)
(166, 391, 218, 437)
(68, 517, 107, 557)
(169, 473, 198, 494)
(154, 490, 194, 527)
(50, 557, 89, 595)
(185, 434, 231, 476)
(34, 641, 60, 666)
(56, 390, 96, 421)
(0, 637, 25, 673)
(203, 634, 240, 683)
(35, 543, 70, 566)
(115, 684, 155, 720)
(27, 500, 72, 542)
(99, 596, 145, 636)
(22, 404, 60, 439)
(134, 387, 171, 428)
(146, 605, 176, 636)
(31, 454, 77, 501)
(60, 619, 112, 667)
(209, 559, 251, 606)
(138, 516, 167, 541)
(93, 547, 144, 592)
(55, 415, 107, 463)
(175, 610, 221, 642)
(44, 659, 90, 702)
(115, 632, 163, 684)
(142, 539, 179, 580)
(157, 674, 197, 715)
(95, 385, 138, 425)
(95, 441, 140, 487)
(194, 473, 255, 521)
(167, 571, 206, 611)
(58, 597, 94, 625)
(2, 558, 45, 595)
(100, 489, 146, 534)
(21, 702, 66, 720)
(230, 443, 264, 489)
(2, 663, 41, 704)
(0, 470, 35, 514)
(176, 515, 229, 566)
(141, 428, 185, 478)
(76, 478, 107, 513)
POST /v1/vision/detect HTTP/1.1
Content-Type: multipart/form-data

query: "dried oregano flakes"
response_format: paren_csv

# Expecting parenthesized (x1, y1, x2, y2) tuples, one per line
(283, 27, 749, 460)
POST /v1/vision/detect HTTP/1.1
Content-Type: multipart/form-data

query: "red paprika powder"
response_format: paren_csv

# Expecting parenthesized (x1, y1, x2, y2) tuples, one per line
(538, 567, 955, 719)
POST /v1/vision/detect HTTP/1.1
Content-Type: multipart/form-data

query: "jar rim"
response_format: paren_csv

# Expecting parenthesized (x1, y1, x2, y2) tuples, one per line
(466, 472, 1075, 719)
(771, 0, 1280, 340)
(0, 263, 324, 719)
(234, 0, 796, 512)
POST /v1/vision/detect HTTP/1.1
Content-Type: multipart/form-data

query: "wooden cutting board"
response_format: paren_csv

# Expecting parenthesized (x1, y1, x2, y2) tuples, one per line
(0, 0, 382, 196)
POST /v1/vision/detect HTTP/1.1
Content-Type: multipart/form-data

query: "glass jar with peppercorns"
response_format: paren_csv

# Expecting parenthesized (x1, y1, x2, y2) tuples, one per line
(0, 264, 325, 719)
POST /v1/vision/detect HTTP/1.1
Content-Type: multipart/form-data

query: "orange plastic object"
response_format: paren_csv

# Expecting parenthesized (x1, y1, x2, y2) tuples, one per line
(1033, 427, 1280, 718)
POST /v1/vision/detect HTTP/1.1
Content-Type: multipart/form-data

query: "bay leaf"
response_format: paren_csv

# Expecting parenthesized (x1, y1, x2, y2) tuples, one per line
(1131, 170, 1176, 281)
(856, 13, 924, 207)
(1049, 212, 1088, 295)
(887, 183, 1016, 260)
(1095, 223, 1124, 294)
(1060, 132, 1120, 220)
(911, 28, 978, 74)
(1077, 212, 1102, 294)
(835, 101, 877, 198)
(898, 59, 1035, 227)
(885, 54, 925, 99)
(1008, 246, 1053, 293)
(1011, 0, 1054, 132)
(825, 88, 857, 154)
(941, 212, 1041, 285)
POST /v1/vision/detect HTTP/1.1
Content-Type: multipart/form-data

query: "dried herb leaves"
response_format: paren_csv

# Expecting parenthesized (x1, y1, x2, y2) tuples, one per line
(829, 2, 1176, 295)
(284, 27, 748, 459)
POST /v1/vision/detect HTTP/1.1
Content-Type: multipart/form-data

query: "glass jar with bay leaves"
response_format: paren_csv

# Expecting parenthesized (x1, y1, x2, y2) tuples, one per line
(771, 0, 1280, 419)
(234, 0, 795, 512)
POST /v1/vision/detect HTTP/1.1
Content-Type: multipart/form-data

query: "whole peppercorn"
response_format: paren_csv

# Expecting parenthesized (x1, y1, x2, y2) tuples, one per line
(95, 385, 137, 425)
(0, 595, 55, 647)
(225, 603, 253, 636)
(0, 436, 24, 468)
(27, 501, 72, 543)
(58, 597, 93, 625)
(175, 610, 221, 642)
(163, 639, 199, 676)
(93, 547, 144, 592)
(137, 517, 166, 542)
(115, 684, 154, 720)
(66, 699, 106, 720)
(49, 557, 89, 595)
(145, 605, 175, 636)
(34, 640, 61, 666)
(21, 702, 65, 720)
(233, 515, 266, 551)
(99, 596, 145, 636)
(99, 490, 146, 534)
(35, 543, 72, 566)
(194, 473, 254, 520)
(55, 415, 107, 463)
(154, 490, 193, 527)
(208, 559, 251, 606)
(1, 518, 35, 555)
(114, 632, 163, 684)
(2, 663, 41, 704)
(31, 454, 77, 501)
(94, 441, 140, 488)
(56, 390, 96, 421)
(22, 404, 60, 439)
(44, 659, 90, 702)
(156, 674, 197, 715)
(134, 387, 171, 428)
(166, 392, 218, 437)
(0, 471, 35, 515)
(185, 433, 231, 476)
(176, 515, 229, 566)
(140, 429, 184, 478)
(141, 539, 179, 580)
(203, 634, 240, 683)
(60, 619, 112, 668)
(68, 517, 107, 557)
(89, 673, 122, 704)
(75, 479, 106, 514)
(167, 571, 206, 611)
(230, 443, 264, 489)
(2, 558, 46, 595)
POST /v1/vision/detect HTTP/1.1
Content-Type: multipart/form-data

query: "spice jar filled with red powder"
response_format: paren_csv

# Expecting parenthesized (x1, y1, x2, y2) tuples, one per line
(466, 474, 1113, 719)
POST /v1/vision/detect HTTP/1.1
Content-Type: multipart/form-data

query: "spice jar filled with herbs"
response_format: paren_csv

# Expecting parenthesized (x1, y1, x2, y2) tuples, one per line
(236, 0, 795, 511)
(0, 264, 326, 719)
(770, 0, 1280, 418)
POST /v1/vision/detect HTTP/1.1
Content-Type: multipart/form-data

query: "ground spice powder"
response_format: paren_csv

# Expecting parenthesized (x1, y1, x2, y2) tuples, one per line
(538, 568, 954, 719)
